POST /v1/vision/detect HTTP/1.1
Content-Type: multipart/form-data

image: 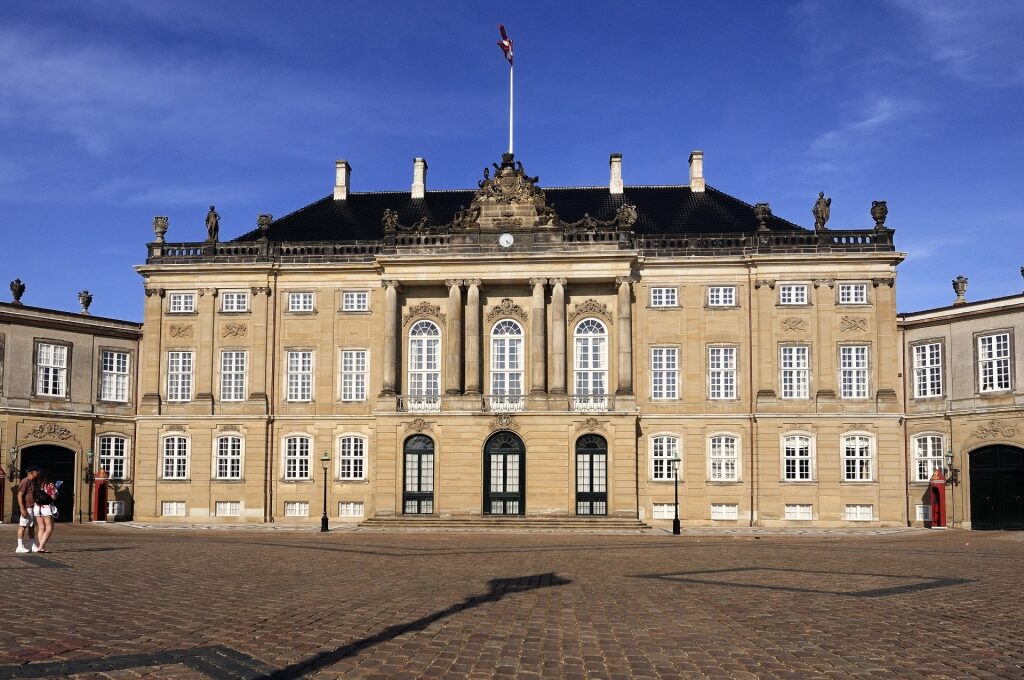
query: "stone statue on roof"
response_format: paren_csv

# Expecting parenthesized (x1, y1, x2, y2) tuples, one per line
(205, 205, 220, 242)
(615, 201, 638, 228)
(812, 192, 831, 231)
(382, 208, 400, 232)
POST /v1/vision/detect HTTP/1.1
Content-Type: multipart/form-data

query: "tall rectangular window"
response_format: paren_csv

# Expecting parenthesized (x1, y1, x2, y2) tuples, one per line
(838, 283, 868, 305)
(490, 320, 524, 397)
(100, 350, 130, 402)
(220, 350, 247, 401)
(913, 435, 944, 482)
(651, 347, 678, 399)
(286, 351, 313, 402)
(342, 291, 369, 311)
(166, 351, 194, 402)
(168, 292, 195, 313)
(99, 435, 127, 479)
(651, 436, 679, 481)
(707, 286, 736, 307)
(842, 435, 873, 481)
(779, 284, 808, 305)
(216, 435, 242, 480)
(650, 287, 677, 307)
(840, 345, 869, 399)
(978, 332, 1011, 392)
(780, 345, 809, 399)
(36, 342, 68, 397)
(341, 350, 368, 401)
(284, 436, 311, 480)
(339, 436, 366, 480)
(162, 436, 188, 479)
(409, 321, 442, 400)
(783, 435, 812, 481)
(912, 342, 943, 398)
(708, 346, 737, 399)
(288, 292, 314, 312)
(221, 291, 249, 312)
(709, 435, 738, 482)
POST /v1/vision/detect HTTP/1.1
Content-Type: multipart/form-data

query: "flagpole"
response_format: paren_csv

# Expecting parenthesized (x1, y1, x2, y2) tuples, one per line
(509, 63, 514, 155)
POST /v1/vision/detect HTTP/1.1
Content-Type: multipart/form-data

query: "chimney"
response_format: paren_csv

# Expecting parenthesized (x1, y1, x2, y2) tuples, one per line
(609, 153, 623, 195)
(334, 160, 351, 201)
(411, 157, 428, 199)
(689, 150, 705, 193)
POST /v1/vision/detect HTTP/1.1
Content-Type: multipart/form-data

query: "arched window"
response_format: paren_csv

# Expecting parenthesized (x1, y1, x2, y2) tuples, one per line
(99, 435, 129, 480)
(403, 435, 435, 514)
(490, 319, 524, 407)
(283, 435, 311, 480)
(162, 436, 189, 480)
(408, 320, 441, 410)
(215, 435, 242, 480)
(912, 434, 944, 482)
(574, 318, 608, 407)
(782, 435, 813, 481)
(842, 435, 873, 481)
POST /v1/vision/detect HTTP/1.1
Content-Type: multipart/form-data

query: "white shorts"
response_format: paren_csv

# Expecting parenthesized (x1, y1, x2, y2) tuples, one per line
(33, 504, 56, 518)
(18, 513, 34, 527)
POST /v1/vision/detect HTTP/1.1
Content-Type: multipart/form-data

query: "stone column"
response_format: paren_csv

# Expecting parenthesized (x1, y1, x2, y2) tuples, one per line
(550, 278, 567, 394)
(380, 280, 401, 396)
(445, 280, 463, 395)
(615, 277, 635, 396)
(464, 279, 482, 395)
(529, 278, 547, 394)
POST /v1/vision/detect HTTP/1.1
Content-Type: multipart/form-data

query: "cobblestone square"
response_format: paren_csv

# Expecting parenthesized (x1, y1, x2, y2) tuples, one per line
(1, 526, 1022, 679)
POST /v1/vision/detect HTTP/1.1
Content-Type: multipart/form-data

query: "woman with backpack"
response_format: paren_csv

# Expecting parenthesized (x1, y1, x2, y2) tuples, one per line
(33, 469, 60, 553)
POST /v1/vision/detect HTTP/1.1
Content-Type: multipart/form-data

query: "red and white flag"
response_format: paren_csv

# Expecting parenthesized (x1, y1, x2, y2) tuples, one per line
(497, 24, 513, 65)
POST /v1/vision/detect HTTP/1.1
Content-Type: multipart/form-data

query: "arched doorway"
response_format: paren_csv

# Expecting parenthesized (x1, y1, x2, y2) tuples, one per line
(403, 435, 434, 515)
(970, 445, 1024, 530)
(575, 435, 608, 516)
(20, 445, 76, 522)
(484, 432, 525, 515)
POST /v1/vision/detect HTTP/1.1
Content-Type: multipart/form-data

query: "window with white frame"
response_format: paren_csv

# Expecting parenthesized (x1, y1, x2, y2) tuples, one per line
(162, 501, 185, 517)
(840, 345, 869, 398)
(220, 350, 247, 402)
(842, 435, 873, 481)
(651, 435, 679, 481)
(651, 347, 678, 399)
(283, 501, 309, 517)
(286, 350, 313, 401)
(651, 503, 676, 519)
(913, 435, 944, 482)
(408, 320, 441, 397)
(784, 504, 813, 520)
(287, 292, 314, 312)
(100, 350, 130, 402)
(838, 283, 868, 305)
(650, 287, 678, 307)
(782, 435, 812, 481)
(915, 504, 932, 521)
(283, 436, 311, 480)
(342, 291, 369, 312)
(215, 435, 242, 480)
(221, 291, 249, 313)
(341, 350, 368, 401)
(709, 435, 739, 482)
(707, 286, 736, 307)
(779, 284, 808, 305)
(844, 504, 873, 521)
(339, 501, 364, 517)
(215, 501, 240, 517)
(168, 292, 195, 313)
(338, 436, 366, 480)
(780, 345, 809, 399)
(35, 342, 68, 397)
(162, 436, 189, 479)
(913, 342, 943, 398)
(98, 435, 128, 479)
(978, 332, 1011, 392)
(490, 319, 524, 397)
(708, 346, 737, 399)
(711, 503, 739, 520)
(166, 351, 194, 402)
(574, 319, 608, 397)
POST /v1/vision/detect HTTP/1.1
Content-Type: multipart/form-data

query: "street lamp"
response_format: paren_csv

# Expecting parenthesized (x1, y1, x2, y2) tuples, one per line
(85, 450, 95, 522)
(944, 448, 960, 486)
(7, 446, 18, 480)
(320, 452, 331, 532)
(671, 454, 681, 535)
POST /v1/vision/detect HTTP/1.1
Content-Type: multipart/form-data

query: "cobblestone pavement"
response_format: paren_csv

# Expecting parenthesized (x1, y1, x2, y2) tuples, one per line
(1, 525, 1022, 679)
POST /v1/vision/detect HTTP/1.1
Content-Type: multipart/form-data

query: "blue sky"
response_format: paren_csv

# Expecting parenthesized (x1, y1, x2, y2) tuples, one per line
(1, 1, 1022, 321)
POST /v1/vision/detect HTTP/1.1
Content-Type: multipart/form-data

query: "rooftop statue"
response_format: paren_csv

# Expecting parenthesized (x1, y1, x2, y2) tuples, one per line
(871, 200, 888, 230)
(812, 192, 831, 231)
(205, 205, 220, 242)
(381, 208, 401, 232)
(10, 278, 25, 304)
(615, 201, 638, 228)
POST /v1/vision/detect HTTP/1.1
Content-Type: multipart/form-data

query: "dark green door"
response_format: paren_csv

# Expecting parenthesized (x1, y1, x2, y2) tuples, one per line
(483, 432, 525, 515)
(970, 446, 1024, 530)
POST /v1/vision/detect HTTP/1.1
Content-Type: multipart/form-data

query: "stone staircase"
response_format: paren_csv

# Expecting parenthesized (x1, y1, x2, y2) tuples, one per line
(359, 516, 650, 531)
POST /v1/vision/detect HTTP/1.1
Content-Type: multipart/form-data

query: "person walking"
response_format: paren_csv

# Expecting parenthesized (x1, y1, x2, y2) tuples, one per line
(32, 470, 60, 553)
(15, 466, 40, 553)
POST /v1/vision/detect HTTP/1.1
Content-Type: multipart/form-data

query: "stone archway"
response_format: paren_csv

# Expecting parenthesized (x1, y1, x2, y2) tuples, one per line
(20, 444, 77, 522)
(969, 445, 1024, 530)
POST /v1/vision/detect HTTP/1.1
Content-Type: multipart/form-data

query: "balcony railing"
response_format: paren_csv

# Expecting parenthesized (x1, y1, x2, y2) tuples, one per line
(398, 395, 441, 413)
(484, 395, 525, 412)
(571, 393, 611, 412)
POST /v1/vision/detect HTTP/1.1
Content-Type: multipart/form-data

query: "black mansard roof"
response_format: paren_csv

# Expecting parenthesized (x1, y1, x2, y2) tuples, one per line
(235, 185, 804, 243)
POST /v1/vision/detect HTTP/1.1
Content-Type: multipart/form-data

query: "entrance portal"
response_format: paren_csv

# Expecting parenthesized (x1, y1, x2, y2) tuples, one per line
(575, 435, 608, 515)
(20, 445, 76, 522)
(403, 435, 435, 515)
(483, 432, 525, 515)
(970, 445, 1024, 530)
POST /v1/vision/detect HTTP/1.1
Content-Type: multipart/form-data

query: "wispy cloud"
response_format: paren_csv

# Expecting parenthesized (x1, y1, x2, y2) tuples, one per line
(811, 97, 919, 153)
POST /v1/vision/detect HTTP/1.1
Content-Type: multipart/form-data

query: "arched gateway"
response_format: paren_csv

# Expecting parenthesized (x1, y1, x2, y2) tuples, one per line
(20, 445, 76, 522)
(483, 432, 525, 515)
(970, 445, 1024, 530)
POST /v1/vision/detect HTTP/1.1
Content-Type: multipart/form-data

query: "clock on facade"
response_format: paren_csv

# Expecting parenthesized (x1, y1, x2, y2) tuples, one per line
(499, 233, 514, 248)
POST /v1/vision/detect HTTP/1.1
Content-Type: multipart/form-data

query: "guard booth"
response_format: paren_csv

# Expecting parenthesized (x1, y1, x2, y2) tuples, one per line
(929, 468, 947, 529)
(91, 468, 110, 522)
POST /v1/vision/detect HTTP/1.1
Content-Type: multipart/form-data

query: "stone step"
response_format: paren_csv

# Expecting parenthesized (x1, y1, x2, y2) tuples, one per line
(360, 516, 650, 530)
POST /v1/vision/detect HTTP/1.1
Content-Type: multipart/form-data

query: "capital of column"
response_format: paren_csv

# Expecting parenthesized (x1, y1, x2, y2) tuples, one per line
(549, 278, 567, 287)
(615, 275, 637, 286)
(445, 279, 464, 288)
(528, 277, 548, 288)
(382, 279, 401, 291)
(465, 278, 482, 289)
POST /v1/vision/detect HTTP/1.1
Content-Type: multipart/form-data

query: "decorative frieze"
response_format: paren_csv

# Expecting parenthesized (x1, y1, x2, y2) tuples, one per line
(840, 316, 868, 333)
(165, 424, 187, 433)
(218, 424, 243, 433)
(403, 301, 446, 327)
(489, 414, 520, 432)
(405, 418, 433, 433)
(486, 298, 528, 324)
(781, 317, 807, 333)
(24, 422, 79, 444)
(169, 324, 194, 338)
(576, 418, 606, 433)
(970, 420, 1020, 440)
(567, 299, 612, 325)
(222, 323, 247, 338)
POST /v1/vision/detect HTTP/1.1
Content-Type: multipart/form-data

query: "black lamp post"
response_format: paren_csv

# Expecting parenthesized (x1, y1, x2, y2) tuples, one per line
(944, 449, 960, 486)
(671, 454, 681, 535)
(320, 452, 330, 532)
(8, 446, 19, 480)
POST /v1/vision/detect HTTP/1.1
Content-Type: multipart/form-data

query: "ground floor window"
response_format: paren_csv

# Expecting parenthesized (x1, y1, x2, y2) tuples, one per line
(652, 503, 676, 519)
(284, 501, 309, 517)
(215, 501, 240, 517)
(162, 501, 185, 517)
(339, 501, 364, 517)
(784, 504, 813, 520)
(711, 503, 738, 520)
(844, 504, 873, 521)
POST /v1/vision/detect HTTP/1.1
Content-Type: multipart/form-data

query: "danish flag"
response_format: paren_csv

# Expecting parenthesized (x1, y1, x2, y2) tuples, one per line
(497, 24, 513, 65)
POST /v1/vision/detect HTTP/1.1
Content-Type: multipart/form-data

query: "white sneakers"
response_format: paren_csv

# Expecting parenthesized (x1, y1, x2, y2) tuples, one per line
(15, 546, 29, 553)
(30, 545, 40, 552)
